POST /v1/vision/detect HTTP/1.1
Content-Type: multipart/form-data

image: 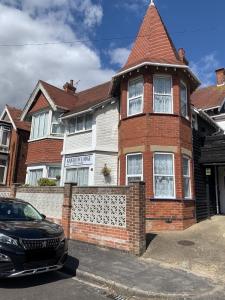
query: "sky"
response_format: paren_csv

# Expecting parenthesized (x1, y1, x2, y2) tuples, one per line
(0, 0, 224, 110)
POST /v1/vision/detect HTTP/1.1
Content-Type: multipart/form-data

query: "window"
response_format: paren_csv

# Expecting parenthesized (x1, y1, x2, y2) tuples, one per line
(51, 112, 65, 135)
(181, 81, 188, 118)
(66, 168, 89, 186)
(30, 111, 49, 140)
(127, 77, 144, 116)
(183, 157, 191, 199)
(0, 158, 7, 184)
(154, 153, 175, 198)
(0, 126, 10, 147)
(68, 114, 92, 134)
(126, 153, 143, 184)
(28, 169, 43, 186)
(153, 75, 172, 113)
(48, 166, 61, 179)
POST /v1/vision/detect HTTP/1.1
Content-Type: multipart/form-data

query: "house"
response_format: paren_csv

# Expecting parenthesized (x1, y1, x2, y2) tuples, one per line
(21, 79, 119, 187)
(191, 68, 225, 218)
(0, 105, 30, 185)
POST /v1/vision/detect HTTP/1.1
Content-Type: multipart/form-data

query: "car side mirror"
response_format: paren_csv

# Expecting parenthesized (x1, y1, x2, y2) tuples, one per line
(41, 214, 46, 220)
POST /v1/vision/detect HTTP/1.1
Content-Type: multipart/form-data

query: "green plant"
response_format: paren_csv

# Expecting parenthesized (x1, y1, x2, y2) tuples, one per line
(38, 178, 57, 187)
(22, 184, 30, 187)
(101, 164, 111, 177)
(56, 175, 61, 181)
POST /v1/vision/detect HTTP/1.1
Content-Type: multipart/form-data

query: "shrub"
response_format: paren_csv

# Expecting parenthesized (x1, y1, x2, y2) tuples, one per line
(38, 178, 57, 187)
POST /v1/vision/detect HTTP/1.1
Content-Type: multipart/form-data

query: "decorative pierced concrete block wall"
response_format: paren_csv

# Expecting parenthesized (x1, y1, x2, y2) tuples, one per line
(16, 190, 64, 219)
(71, 194, 126, 228)
(0, 191, 11, 198)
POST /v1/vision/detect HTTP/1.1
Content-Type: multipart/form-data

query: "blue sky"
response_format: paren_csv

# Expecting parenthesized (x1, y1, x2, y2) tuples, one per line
(0, 0, 223, 108)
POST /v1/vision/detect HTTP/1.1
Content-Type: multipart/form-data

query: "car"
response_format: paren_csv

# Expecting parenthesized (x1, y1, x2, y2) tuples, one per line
(0, 198, 68, 278)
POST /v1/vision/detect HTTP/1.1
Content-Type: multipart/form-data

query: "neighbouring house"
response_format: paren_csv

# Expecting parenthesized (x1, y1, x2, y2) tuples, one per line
(20, 79, 119, 187)
(191, 68, 225, 217)
(0, 105, 30, 185)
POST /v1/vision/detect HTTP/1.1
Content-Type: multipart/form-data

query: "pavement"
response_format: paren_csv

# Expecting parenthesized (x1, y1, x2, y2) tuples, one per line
(66, 239, 225, 299)
(143, 216, 225, 281)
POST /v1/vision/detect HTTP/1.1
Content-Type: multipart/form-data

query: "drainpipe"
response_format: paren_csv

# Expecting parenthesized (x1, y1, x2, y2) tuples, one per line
(215, 166, 220, 214)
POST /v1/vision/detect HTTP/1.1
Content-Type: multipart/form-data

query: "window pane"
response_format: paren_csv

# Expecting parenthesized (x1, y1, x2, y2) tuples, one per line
(155, 176, 174, 198)
(181, 83, 188, 117)
(66, 169, 78, 183)
(129, 97, 142, 115)
(127, 154, 142, 175)
(184, 178, 190, 198)
(0, 166, 6, 183)
(52, 123, 65, 134)
(77, 168, 89, 186)
(85, 114, 92, 130)
(31, 112, 49, 139)
(127, 176, 142, 184)
(69, 119, 76, 133)
(154, 154, 173, 175)
(29, 169, 43, 186)
(1, 131, 8, 146)
(48, 167, 61, 178)
(154, 77, 171, 94)
(76, 116, 84, 131)
(183, 158, 189, 176)
(154, 94, 172, 113)
(129, 79, 143, 98)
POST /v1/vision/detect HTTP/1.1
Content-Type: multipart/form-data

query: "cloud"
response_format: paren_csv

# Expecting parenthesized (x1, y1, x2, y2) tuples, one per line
(190, 53, 220, 87)
(109, 47, 131, 67)
(114, 0, 148, 13)
(0, 0, 113, 110)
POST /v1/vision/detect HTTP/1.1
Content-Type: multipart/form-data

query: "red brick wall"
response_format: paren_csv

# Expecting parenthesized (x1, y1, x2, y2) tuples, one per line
(26, 139, 63, 164)
(6, 130, 18, 186)
(29, 92, 50, 114)
(119, 69, 196, 231)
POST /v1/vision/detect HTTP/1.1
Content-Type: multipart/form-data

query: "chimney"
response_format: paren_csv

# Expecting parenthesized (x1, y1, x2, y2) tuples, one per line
(63, 80, 76, 94)
(178, 48, 189, 65)
(215, 68, 225, 86)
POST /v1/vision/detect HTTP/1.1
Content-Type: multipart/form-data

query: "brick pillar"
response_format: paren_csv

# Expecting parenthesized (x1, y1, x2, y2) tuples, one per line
(62, 183, 74, 239)
(127, 181, 146, 256)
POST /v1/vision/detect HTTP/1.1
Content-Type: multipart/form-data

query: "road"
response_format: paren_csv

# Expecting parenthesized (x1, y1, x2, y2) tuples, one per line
(0, 271, 117, 300)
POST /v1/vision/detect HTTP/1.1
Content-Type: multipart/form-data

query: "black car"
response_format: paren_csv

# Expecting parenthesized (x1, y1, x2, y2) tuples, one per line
(0, 198, 68, 278)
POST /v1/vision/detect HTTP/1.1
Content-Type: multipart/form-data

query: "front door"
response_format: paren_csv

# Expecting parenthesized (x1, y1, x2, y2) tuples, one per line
(218, 167, 225, 214)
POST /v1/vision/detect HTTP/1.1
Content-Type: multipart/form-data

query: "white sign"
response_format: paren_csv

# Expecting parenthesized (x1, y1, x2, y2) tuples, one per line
(65, 155, 93, 167)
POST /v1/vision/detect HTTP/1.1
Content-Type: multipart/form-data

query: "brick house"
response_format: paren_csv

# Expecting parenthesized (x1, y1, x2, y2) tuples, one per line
(0, 105, 30, 185)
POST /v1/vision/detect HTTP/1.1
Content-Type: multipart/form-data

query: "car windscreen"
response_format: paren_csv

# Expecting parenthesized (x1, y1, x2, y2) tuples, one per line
(0, 201, 43, 221)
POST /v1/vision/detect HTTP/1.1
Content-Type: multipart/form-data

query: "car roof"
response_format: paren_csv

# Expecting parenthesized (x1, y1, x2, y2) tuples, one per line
(0, 198, 27, 205)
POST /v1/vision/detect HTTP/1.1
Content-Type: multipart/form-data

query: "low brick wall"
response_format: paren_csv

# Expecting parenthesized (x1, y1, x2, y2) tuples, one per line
(16, 187, 64, 224)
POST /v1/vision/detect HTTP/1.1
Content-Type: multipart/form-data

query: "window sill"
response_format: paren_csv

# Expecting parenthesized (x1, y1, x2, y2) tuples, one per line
(123, 112, 146, 121)
(67, 129, 92, 137)
(150, 197, 195, 202)
(28, 136, 64, 142)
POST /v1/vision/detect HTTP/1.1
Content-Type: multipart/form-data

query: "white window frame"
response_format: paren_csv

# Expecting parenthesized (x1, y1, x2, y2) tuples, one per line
(126, 153, 143, 185)
(67, 114, 93, 135)
(30, 110, 50, 141)
(65, 166, 90, 186)
(0, 158, 8, 184)
(153, 74, 173, 114)
(127, 77, 144, 117)
(51, 111, 65, 136)
(153, 152, 176, 199)
(0, 126, 10, 148)
(180, 80, 189, 119)
(182, 156, 192, 199)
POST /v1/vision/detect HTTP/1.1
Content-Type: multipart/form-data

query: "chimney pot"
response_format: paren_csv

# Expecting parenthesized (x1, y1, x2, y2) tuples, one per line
(215, 68, 225, 86)
(63, 80, 76, 94)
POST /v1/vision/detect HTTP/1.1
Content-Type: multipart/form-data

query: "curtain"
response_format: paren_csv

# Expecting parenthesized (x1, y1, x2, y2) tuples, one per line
(76, 116, 84, 131)
(29, 169, 43, 186)
(154, 154, 174, 198)
(48, 167, 61, 178)
(129, 97, 142, 115)
(183, 157, 190, 198)
(66, 168, 89, 186)
(154, 77, 172, 113)
(127, 154, 142, 175)
(85, 114, 92, 130)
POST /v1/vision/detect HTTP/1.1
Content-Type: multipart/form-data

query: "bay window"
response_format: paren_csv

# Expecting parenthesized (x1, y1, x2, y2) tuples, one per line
(183, 156, 191, 199)
(126, 153, 143, 184)
(30, 111, 49, 140)
(127, 77, 144, 116)
(181, 81, 188, 118)
(51, 112, 65, 135)
(28, 169, 43, 186)
(0, 126, 10, 147)
(66, 168, 89, 186)
(154, 153, 175, 198)
(153, 75, 173, 113)
(68, 114, 92, 134)
(0, 158, 7, 184)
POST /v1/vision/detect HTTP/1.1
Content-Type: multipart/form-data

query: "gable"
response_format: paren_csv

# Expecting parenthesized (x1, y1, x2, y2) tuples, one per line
(28, 91, 50, 115)
(1, 112, 10, 122)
